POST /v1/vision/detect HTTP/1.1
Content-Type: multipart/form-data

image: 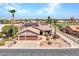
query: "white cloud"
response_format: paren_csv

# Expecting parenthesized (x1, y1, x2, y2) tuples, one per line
(4, 3, 21, 10)
(11, 3, 20, 8)
(37, 3, 60, 15)
(4, 6, 16, 10)
(46, 3, 59, 14)
(4, 4, 28, 15)
(36, 10, 43, 14)
(17, 9, 27, 15)
(20, 9, 27, 13)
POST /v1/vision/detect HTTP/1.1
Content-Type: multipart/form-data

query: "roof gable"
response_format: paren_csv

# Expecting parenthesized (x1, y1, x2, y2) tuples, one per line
(18, 30, 39, 36)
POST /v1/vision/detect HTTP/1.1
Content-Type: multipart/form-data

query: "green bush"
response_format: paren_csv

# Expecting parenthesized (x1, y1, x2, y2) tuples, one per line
(47, 41, 52, 45)
(57, 24, 63, 30)
(46, 36, 49, 41)
(4, 38, 12, 41)
(44, 32, 49, 36)
(2, 25, 19, 37)
(0, 32, 3, 38)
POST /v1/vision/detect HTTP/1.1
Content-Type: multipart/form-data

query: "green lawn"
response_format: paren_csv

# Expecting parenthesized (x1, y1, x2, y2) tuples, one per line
(4, 38, 12, 41)
(0, 40, 5, 46)
(57, 22, 79, 28)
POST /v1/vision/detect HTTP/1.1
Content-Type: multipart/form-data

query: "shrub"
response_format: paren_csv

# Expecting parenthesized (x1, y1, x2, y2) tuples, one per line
(47, 41, 52, 45)
(44, 32, 49, 36)
(0, 40, 5, 46)
(0, 32, 3, 38)
(46, 36, 49, 41)
(53, 34, 60, 39)
(57, 24, 63, 30)
(4, 38, 12, 41)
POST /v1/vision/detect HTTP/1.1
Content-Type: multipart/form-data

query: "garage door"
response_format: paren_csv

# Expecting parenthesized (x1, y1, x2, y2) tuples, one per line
(19, 36, 25, 40)
(26, 36, 38, 40)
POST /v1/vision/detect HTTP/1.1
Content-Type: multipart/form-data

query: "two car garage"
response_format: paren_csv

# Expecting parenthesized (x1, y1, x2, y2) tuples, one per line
(19, 36, 38, 40)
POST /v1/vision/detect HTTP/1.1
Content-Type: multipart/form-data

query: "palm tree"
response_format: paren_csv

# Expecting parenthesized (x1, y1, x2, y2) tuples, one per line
(52, 19, 58, 38)
(46, 16, 52, 27)
(9, 9, 16, 21)
(9, 9, 16, 39)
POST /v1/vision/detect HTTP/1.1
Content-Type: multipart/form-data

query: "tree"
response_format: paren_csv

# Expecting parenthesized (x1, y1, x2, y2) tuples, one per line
(11, 26, 18, 38)
(46, 16, 52, 27)
(57, 24, 63, 31)
(52, 19, 58, 38)
(2, 25, 12, 35)
(70, 17, 75, 22)
(48, 16, 51, 20)
(0, 32, 3, 38)
(9, 9, 16, 21)
(2, 25, 18, 38)
(8, 27, 13, 37)
(9, 9, 16, 39)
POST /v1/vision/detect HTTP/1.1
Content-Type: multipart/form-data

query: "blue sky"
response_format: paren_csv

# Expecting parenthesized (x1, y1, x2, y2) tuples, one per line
(0, 3, 79, 19)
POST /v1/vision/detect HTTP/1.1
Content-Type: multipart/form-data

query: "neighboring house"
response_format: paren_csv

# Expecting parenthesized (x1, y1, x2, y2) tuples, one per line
(67, 17, 77, 23)
(58, 19, 67, 23)
(11, 20, 24, 24)
(24, 22, 39, 27)
(76, 19, 79, 22)
(62, 25, 79, 38)
(39, 21, 48, 25)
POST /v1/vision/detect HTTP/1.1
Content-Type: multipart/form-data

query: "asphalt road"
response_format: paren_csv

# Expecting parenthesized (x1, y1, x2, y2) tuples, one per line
(0, 49, 79, 56)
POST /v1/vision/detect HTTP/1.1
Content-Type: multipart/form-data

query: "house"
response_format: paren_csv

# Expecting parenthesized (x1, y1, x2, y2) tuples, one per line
(62, 25, 79, 38)
(11, 20, 24, 24)
(66, 17, 78, 23)
(58, 19, 67, 23)
(17, 22, 52, 40)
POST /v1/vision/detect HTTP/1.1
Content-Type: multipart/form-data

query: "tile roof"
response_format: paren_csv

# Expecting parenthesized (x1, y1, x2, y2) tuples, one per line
(24, 22, 39, 27)
(18, 30, 39, 36)
(33, 25, 52, 31)
(68, 25, 79, 31)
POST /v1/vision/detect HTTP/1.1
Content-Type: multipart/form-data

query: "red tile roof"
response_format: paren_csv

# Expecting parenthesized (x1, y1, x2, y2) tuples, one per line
(68, 25, 79, 31)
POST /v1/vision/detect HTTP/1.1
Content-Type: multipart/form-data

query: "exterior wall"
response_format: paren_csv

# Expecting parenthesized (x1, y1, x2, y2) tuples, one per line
(19, 36, 25, 40)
